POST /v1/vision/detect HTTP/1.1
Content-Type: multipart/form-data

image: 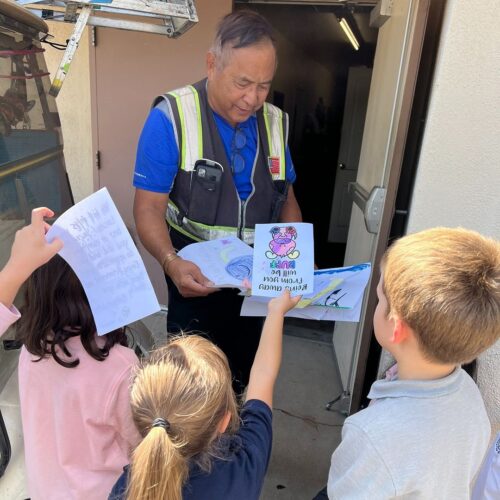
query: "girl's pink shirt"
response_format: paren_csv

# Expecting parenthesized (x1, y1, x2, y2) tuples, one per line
(0, 303, 141, 500)
(0, 302, 20, 333)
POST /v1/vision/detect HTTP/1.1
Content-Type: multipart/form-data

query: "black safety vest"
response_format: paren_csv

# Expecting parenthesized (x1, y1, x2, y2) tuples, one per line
(154, 78, 289, 247)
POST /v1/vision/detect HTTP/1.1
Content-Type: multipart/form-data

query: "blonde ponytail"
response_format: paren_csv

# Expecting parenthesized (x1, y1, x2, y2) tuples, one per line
(126, 335, 239, 499)
(127, 425, 187, 500)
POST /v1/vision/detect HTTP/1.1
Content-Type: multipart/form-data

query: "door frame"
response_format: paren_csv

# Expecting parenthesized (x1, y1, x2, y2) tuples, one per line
(238, 0, 441, 412)
(357, 0, 447, 410)
(349, 0, 447, 413)
(89, 26, 99, 194)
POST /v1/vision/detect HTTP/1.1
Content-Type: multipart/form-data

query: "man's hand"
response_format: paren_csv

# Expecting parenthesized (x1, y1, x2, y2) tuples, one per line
(167, 257, 219, 298)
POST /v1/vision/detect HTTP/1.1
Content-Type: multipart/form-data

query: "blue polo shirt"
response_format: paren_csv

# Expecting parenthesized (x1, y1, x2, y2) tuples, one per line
(109, 399, 273, 500)
(133, 102, 296, 200)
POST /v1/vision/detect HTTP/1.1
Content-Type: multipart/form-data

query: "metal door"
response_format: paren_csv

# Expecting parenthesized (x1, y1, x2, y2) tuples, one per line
(328, 66, 372, 243)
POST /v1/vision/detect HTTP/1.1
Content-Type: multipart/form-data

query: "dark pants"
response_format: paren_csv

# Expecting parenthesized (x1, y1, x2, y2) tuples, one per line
(166, 274, 263, 395)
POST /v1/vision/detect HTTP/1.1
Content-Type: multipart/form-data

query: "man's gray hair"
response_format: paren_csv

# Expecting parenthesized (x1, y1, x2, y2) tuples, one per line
(210, 10, 277, 69)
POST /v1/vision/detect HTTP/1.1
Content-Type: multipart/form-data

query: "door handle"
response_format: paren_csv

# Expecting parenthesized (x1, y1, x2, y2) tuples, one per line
(347, 183, 386, 234)
(339, 162, 346, 170)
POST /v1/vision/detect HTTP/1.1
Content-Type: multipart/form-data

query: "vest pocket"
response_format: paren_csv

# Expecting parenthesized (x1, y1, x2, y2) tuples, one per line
(188, 166, 222, 226)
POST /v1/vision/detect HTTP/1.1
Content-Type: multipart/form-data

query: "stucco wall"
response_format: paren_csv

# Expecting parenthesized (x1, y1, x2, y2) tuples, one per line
(406, 0, 500, 427)
(44, 22, 93, 203)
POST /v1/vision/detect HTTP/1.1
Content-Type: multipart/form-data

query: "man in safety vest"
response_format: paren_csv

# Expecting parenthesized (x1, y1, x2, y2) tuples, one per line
(133, 10, 303, 393)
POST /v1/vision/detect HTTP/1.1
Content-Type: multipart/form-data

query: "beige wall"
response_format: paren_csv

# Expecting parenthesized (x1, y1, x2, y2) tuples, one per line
(44, 22, 93, 203)
(407, 0, 500, 427)
(91, 0, 231, 303)
(41, 2, 231, 303)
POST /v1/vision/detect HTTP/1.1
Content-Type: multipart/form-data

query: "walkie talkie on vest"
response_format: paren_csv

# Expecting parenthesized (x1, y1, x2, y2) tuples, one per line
(188, 159, 224, 226)
(194, 158, 223, 190)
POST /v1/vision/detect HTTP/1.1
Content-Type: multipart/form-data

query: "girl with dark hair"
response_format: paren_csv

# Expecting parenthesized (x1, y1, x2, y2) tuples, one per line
(10, 221, 141, 499)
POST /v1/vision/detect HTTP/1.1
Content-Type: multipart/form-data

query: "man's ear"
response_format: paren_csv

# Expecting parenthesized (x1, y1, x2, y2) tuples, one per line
(206, 51, 216, 78)
(391, 317, 411, 344)
(217, 410, 231, 434)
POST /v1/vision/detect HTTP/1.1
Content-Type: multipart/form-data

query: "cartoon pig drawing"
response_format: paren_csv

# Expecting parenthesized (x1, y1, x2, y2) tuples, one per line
(265, 226, 300, 259)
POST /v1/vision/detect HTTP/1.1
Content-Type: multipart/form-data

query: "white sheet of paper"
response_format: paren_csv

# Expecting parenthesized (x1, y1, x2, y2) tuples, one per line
(241, 293, 364, 322)
(241, 263, 371, 323)
(251, 222, 314, 297)
(177, 236, 253, 289)
(309, 264, 371, 309)
(46, 188, 160, 335)
(321, 295, 365, 322)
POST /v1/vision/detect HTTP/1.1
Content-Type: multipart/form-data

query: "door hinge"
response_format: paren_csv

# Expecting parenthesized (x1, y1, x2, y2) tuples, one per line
(95, 150, 101, 170)
(91, 26, 97, 47)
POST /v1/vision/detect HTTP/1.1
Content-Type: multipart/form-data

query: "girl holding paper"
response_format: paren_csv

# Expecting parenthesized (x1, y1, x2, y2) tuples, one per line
(109, 290, 301, 500)
(0, 208, 141, 500)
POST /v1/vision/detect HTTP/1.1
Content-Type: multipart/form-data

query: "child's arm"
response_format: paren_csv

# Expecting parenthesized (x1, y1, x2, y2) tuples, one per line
(0, 207, 63, 308)
(245, 290, 301, 408)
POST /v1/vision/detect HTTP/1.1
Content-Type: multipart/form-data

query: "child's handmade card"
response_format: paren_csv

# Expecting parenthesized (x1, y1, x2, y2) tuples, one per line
(177, 236, 253, 289)
(46, 188, 160, 335)
(251, 223, 314, 297)
(241, 263, 371, 322)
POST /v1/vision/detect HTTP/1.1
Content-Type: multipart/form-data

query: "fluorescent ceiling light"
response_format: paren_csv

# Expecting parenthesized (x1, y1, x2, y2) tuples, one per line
(339, 17, 359, 51)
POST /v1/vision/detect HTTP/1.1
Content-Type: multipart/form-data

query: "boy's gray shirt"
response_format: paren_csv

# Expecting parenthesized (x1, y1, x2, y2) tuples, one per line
(327, 368, 490, 499)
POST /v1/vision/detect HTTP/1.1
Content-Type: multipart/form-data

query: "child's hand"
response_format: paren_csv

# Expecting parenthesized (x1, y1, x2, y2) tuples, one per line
(241, 277, 252, 296)
(8, 207, 63, 279)
(268, 289, 302, 316)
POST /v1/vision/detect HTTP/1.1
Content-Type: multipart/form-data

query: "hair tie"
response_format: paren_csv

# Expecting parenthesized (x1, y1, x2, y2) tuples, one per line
(152, 417, 171, 432)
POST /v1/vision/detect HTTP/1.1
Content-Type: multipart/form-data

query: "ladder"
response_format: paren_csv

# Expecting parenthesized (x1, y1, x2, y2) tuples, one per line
(15, 0, 198, 96)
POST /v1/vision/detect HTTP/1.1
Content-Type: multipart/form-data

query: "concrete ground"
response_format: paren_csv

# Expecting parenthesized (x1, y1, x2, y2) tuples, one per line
(262, 334, 344, 500)
(0, 317, 344, 499)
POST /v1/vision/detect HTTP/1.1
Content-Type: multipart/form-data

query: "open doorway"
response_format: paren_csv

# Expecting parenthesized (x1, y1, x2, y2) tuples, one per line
(230, 2, 433, 496)
(235, 3, 377, 347)
(236, 2, 377, 269)
(230, 3, 380, 497)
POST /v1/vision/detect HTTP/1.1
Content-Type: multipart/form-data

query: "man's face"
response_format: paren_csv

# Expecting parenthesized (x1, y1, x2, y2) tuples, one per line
(206, 41, 276, 126)
(373, 275, 395, 350)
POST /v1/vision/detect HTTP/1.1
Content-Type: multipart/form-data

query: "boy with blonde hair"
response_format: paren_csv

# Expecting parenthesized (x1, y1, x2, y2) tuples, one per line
(327, 227, 500, 499)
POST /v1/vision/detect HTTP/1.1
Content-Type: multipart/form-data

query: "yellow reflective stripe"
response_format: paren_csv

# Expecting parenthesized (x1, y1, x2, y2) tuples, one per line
(182, 88, 202, 170)
(167, 201, 252, 242)
(168, 90, 187, 170)
(168, 86, 203, 171)
(170, 218, 255, 245)
(169, 213, 239, 235)
(240, 229, 256, 245)
(187, 219, 237, 232)
(168, 199, 179, 212)
(263, 102, 273, 162)
(263, 102, 286, 180)
(189, 85, 203, 160)
(278, 110, 285, 179)
(168, 220, 203, 242)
